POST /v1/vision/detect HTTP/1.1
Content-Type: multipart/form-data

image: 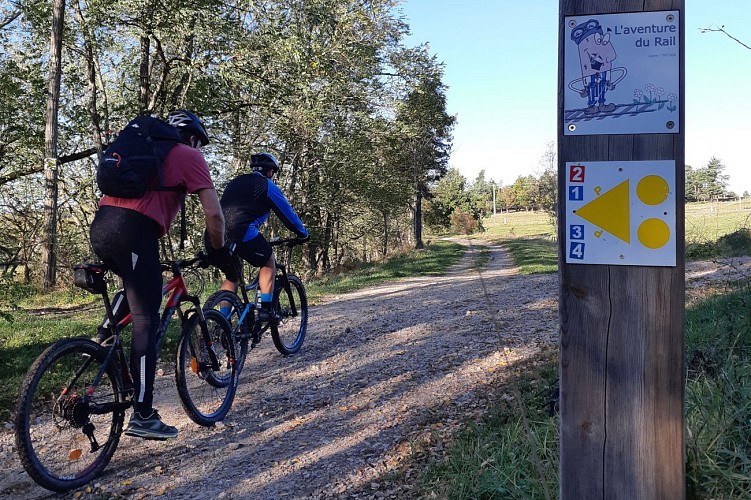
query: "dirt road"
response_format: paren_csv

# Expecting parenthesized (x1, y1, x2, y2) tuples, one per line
(0, 238, 559, 499)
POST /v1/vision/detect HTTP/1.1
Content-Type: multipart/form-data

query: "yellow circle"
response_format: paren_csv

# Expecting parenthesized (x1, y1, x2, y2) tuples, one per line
(638, 219, 670, 249)
(636, 175, 669, 205)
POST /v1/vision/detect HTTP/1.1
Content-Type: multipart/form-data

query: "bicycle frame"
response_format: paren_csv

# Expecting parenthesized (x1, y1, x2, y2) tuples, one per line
(230, 240, 300, 345)
(86, 259, 210, 403)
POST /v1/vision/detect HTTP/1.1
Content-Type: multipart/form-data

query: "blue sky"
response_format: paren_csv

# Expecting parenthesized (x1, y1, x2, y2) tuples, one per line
(399, 1, 751, 194)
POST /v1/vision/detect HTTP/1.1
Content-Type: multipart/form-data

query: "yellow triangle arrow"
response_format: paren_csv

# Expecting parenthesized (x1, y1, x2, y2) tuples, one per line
(575, 180, 630, 243)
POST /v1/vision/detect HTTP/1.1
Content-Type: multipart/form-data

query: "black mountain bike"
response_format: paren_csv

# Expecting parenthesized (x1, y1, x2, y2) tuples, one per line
(203, 237, 308, 373)
(14, 254, 236, 493)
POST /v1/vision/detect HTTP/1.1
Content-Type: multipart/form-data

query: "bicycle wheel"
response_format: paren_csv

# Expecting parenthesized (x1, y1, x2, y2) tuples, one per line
(271, 274, 308, 355)
(175, 309, 237, 426)
(181, 267, 207, 298)
(14, 338, 127, 493)
(203, 289, 249, 373)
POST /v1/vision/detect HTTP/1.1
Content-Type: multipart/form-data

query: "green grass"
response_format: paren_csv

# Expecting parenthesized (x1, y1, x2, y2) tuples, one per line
(500, 238, 558, 274)
(683, 282, 751, 498)
(471, 246, 492, 272)
(304, 239, 464, 303)
(419, 349, 560, 499)
(483, 211, 556, 240)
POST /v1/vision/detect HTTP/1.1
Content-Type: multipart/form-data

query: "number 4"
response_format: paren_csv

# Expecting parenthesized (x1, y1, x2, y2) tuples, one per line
(569, 242, 585, 260)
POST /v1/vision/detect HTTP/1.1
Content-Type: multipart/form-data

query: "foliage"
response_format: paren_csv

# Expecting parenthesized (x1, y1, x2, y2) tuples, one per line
(686, 157, 733, 202)
(0, 0, 455, 286)
(424, 168, 484, 234)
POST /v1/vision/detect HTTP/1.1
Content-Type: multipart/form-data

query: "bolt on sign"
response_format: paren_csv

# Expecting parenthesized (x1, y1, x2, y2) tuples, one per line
(564, 10, 679, 135)
(565, 160, 676, 266)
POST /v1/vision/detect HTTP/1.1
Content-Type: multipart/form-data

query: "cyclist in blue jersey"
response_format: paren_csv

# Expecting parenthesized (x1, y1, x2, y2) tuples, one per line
(210, 152, 308, 322)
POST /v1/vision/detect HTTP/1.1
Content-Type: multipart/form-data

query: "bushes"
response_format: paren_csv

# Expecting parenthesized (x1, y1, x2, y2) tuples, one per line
(687, 228, 751, 260)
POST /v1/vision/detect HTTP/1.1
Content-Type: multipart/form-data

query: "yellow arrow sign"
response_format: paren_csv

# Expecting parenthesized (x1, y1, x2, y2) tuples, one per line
(574, 180, 630, 243)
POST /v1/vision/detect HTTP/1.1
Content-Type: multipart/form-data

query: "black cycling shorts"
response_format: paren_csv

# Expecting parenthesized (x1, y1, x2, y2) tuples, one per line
(233, 234, 272, 269)
(206, 231, 272, 282)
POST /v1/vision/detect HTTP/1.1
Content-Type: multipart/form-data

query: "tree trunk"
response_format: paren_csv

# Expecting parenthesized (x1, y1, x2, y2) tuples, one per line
(382, 211, 388, 257)
(139, 33, 150, 114)
(74, 0, 103, 158)
(40, 0, 66, 291)
(414, 186, 424, 249)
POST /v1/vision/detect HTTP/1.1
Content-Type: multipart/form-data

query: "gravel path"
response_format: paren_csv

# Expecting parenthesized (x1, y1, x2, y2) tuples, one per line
(1, 239, 736, 499)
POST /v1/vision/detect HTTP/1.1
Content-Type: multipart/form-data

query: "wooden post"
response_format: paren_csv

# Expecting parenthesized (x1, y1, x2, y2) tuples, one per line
(558, 1, 685, 498)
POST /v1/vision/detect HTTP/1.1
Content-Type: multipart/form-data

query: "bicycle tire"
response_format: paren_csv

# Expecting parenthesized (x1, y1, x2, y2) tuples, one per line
(14, 338, 126, 493)
(271, 274, 308, 355)
(203, 289, 249, 373)
(181, 266, 207, 298)
(175, 309, 237, 426)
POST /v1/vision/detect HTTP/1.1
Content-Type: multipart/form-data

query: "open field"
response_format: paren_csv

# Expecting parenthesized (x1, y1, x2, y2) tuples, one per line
(480, 199, 751, 259)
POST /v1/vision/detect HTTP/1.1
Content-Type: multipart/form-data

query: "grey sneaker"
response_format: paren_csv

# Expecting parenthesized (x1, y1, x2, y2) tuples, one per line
(124, 410, 178, 440)
(258, 308, 281, 324)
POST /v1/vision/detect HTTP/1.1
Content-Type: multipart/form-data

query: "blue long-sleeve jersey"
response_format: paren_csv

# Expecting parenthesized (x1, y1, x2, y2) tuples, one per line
(220, 171, 308, 242)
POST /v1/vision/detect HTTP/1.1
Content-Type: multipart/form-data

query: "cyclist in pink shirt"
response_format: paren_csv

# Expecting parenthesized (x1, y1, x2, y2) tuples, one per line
(89, 110, 226, 440)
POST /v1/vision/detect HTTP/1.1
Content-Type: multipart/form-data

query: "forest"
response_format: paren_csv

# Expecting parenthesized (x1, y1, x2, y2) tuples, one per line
(0, 0, 455, 290)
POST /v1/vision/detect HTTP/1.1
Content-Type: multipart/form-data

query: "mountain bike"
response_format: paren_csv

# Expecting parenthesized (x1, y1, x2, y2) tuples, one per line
(13, 254, 236, 493)
(203, 237, 308, 374)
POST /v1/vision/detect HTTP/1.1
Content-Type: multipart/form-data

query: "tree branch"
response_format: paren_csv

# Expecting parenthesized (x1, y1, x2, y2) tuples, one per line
(700, 25, 751, 50)
(0, 8, 21, 30)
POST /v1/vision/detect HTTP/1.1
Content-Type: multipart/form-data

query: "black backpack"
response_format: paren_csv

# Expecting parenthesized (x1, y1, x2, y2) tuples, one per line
(96, 115, 183, 198)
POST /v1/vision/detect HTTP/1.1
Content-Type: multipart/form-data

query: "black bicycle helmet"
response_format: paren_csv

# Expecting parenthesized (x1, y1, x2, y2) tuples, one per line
(166, 109, 210, 146)
(251, 152, 280, 173)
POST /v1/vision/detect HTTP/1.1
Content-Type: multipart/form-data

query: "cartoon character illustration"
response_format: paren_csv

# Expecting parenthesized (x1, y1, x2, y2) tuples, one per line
(570, 19, 619, 115)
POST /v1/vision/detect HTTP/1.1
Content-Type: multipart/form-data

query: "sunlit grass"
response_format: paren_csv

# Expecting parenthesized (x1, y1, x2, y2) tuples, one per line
(305, 240, 464, 303)
(482, 211, 556, 240)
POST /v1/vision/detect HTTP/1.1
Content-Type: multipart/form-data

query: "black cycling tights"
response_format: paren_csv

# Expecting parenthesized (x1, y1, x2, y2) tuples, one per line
(90, 206, 161, 415)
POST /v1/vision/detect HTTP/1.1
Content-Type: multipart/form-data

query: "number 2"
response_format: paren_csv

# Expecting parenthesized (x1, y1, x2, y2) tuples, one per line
(569, 165, 585, 183)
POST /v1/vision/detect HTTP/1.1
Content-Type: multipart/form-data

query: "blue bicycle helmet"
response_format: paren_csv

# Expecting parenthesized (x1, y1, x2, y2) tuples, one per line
(251, 152, 280, 173)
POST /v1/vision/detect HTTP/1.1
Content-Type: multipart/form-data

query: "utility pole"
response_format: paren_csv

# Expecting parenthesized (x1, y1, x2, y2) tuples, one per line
(558, 2, 685, 498)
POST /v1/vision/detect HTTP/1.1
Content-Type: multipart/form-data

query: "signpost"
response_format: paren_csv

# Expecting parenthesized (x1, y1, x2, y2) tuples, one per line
(557, 2, 685, 499)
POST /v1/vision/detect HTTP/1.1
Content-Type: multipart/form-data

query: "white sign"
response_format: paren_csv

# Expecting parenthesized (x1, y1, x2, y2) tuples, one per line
(565, 160, 676, 266)
(564, 11, 679, 135)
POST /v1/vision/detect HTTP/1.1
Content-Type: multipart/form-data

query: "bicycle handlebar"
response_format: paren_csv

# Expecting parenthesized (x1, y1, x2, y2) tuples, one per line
(269, 237, 307, 248)
(160, 252, 210, 274)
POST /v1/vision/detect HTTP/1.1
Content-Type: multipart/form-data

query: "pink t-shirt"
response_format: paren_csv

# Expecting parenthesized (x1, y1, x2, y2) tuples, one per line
(99, 144, 215, 236)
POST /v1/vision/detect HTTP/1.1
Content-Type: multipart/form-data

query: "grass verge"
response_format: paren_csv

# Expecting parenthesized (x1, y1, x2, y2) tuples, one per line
(304, 239, 464, 304)
(418, 348, 560, 499)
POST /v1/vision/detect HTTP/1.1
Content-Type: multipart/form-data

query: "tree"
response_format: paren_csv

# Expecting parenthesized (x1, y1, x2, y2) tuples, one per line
(40, 0, 66, 291)
(684, 157, 731, 201)
(704, 156, 730, 200)
(393, 51, 455, 248)
(467, 170, 494, 218)
(0, 0, 458, 286)
(537, 141, 557, 218)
